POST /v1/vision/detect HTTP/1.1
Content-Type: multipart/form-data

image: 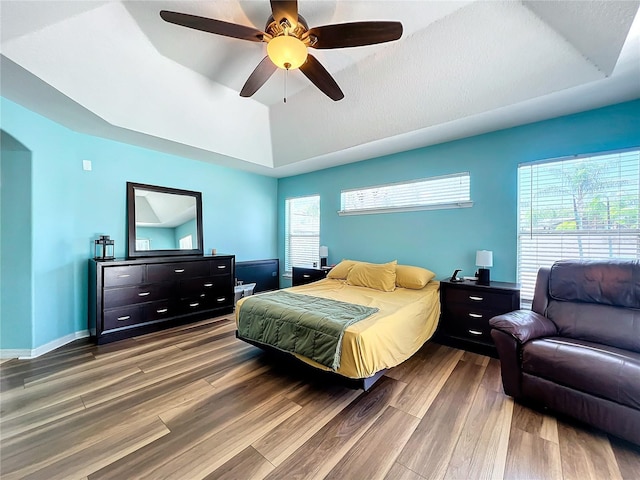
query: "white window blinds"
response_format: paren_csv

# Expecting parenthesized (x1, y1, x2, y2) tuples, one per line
(517, 149, 640, 301)
(285, 195, 320, 273)
(339, 172, 472, 215)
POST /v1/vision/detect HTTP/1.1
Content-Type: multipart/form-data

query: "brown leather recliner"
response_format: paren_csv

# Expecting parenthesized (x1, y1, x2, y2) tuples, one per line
(489, 259, 640, 445)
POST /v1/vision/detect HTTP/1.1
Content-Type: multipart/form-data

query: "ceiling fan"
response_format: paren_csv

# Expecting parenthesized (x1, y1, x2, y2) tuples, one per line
(160, 1, 403, 101)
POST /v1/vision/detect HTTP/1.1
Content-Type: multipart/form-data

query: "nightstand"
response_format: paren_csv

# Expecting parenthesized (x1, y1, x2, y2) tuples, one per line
(438, 279, 520, 356)
(292, 266, 330, 286)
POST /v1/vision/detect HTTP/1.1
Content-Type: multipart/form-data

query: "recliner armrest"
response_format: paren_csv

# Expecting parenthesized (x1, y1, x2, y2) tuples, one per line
(489, 310, 558, 344)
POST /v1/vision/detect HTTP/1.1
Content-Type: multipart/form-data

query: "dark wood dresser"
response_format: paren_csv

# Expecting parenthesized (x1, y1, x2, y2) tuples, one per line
(89, 255, 234, 344)
(438, 279, 520, 356)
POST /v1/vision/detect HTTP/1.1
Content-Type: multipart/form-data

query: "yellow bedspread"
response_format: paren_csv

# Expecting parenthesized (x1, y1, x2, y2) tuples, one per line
(236, 278, 440, 379)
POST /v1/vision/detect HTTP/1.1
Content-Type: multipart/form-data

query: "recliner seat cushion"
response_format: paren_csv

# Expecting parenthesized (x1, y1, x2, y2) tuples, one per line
(522, 337, 640, 410)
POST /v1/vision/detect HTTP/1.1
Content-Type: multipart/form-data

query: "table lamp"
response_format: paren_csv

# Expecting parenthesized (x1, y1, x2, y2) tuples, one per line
(476, 250, 493, 285)
(319, 245, 329, 267)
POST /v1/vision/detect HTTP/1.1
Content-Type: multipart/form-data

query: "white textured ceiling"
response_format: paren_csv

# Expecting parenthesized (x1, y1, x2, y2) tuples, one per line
(1, 1, 639, 177)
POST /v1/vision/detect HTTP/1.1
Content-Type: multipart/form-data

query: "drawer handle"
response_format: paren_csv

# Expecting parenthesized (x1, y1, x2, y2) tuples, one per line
(138, 292, 150, 297)
(174, 269, 185, 273)
(303, 274, 311, 278)
(189, 302, 199, 308)
(204, 283, 213, 287)
(469, 296, 483, 301)
(217, 265, 226, 269)
(216, 297, 226, 302)
(156, 308, 168, 314)
(117, 315, 131, 321)
(469, 313, 483, 318)
(468, 329, 483, 336)
(117, 274, 130, 278)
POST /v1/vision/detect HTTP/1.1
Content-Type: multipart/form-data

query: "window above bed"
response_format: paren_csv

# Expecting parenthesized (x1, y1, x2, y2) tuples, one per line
(338, 172, 472, 216)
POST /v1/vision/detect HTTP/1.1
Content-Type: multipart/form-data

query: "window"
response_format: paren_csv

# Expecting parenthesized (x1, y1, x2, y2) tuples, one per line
(285, 195, 320, 273)
(136, 239, 150, 251)
(179, 235, 193, 250)
(518, 149, 640, 301)
(339, 172, 472, 215)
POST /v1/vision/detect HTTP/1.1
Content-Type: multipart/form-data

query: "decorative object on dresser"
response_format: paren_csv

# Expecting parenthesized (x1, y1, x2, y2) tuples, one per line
(127, 182, 204, 259)
(292, 265, 329, 286)
(475, 249, 493, 285)
(89, 255, 234, 344)
(438, 278, 520, 356)
(94, 235, 115, 261)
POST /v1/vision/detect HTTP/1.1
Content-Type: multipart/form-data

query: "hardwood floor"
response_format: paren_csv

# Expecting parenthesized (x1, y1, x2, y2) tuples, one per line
(1, 315, 639, 479)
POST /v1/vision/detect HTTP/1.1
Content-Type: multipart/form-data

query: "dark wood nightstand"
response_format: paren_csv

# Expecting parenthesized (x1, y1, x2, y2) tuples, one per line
(292, 266, 330, 286)
(438, 279, 520, 356)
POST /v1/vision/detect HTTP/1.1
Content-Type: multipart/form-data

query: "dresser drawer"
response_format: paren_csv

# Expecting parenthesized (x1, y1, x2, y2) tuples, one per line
(445, 288, 516, 312)
(145, 300, 178, 322)
(210, 258, 232, 275)
(147, 261, 209, 283)
(103, 265, 145, 287)
(103, 283, 172, 309)
(444, 303, 500, 325)
(178, 275, 231, 296)
(181, 291, 233, 312)
(292, 267, 327, 286)
(445, 316, 493, 345)
(103, 305, 145, 331)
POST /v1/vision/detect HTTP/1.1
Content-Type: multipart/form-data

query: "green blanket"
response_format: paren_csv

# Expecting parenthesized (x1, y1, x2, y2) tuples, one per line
(237, 291, 378, 370)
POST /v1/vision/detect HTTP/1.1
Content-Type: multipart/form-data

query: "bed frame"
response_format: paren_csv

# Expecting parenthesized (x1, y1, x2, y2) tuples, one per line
(235, 332, 387, 391)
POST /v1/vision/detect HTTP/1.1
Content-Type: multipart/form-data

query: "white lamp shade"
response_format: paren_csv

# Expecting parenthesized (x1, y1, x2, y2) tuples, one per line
(319, 246, 329, 258)
(476, 250, 493, 268)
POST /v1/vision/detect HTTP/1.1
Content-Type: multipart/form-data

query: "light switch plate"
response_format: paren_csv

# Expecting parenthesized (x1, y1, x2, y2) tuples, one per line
(83, 160, 92, 171)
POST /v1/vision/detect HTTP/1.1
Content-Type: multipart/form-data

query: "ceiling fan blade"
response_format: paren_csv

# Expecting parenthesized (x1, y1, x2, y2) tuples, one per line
(307, 21, 403, 49)
(299, 54, 344, 101)
(240, 57, 278, 97)
(160, 11, 265, 42)
(270, 0, 299, 27)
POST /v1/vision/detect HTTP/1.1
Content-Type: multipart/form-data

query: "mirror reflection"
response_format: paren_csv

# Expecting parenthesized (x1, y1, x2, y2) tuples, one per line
(134, 189, 198, 251)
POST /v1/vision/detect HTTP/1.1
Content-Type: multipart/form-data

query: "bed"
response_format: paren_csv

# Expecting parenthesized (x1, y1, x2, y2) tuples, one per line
(235, 260, 441, 390)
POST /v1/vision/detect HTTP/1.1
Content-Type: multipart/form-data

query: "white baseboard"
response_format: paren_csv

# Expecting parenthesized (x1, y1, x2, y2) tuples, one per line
(0, 330, 90, 360)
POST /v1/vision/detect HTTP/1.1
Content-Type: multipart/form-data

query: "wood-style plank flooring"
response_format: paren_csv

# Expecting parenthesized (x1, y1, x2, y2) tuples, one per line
(1, 315, 639, 479)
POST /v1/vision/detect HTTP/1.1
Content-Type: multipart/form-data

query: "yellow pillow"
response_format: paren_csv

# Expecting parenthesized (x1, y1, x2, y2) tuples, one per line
(327, 259, 360, 279)
(346, 260, 397, 292)
(396, 264, 436, 289)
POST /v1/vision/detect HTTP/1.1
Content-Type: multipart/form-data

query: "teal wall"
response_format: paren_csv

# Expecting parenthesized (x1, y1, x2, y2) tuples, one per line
(0, 98, 278, 351)
(1, 131, 33, 349)
(277, 100, 640, 287)
(136, 226, 176, 250)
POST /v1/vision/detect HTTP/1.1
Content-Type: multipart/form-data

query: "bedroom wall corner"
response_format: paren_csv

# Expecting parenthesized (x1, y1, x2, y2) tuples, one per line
(277, 99, 640, 284)
(0, 97, 279, 354)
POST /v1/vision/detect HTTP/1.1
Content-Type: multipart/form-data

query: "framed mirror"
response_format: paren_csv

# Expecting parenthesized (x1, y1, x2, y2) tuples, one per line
(127, 182, 203, 258)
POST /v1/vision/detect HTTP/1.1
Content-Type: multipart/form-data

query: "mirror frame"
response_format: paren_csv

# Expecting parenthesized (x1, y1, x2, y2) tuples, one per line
(127, 182, 204, 259)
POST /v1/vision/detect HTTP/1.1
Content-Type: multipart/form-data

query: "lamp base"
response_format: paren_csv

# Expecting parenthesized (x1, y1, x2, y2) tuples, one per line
(477, 268, 490, 286)
(320, 257, 327, 267)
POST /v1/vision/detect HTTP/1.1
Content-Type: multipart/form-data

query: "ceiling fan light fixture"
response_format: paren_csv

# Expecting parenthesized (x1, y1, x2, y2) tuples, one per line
(267, 35, 307, 70)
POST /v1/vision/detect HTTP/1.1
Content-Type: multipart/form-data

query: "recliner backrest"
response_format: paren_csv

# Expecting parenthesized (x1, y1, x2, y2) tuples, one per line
(541, 259, 640, 353)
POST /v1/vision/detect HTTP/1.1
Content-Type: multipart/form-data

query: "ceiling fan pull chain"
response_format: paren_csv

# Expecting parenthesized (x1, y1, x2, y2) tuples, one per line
(284, 67, 289, 103)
